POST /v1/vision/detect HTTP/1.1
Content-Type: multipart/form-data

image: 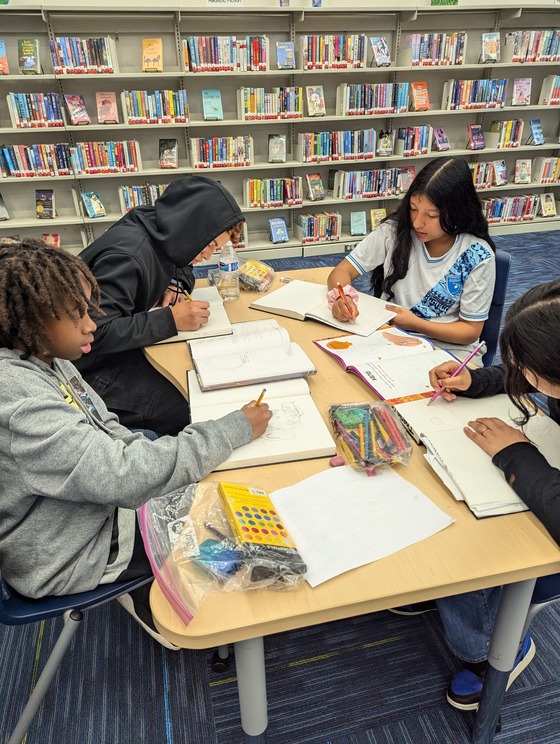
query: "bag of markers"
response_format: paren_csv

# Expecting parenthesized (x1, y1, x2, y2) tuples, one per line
(328, 401, 412, 474)
(138, 481, 306, 627)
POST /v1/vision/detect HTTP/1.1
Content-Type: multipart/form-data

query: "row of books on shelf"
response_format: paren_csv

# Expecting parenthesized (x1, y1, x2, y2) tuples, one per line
(244, 177, 303, 208)
(0, 140, 142, 177)
(441, 75, 560, 110)
(189, 135, 253, 168)
(470, 157, 560, 188)
(3, 29, 560, 78)
(0, 187, 107, 221)
(4, 78, 554, 135)
(482, 193, 557, 222)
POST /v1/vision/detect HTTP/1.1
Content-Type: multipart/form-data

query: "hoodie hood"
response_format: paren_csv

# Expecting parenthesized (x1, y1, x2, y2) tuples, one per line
(127, 175, 245, 268)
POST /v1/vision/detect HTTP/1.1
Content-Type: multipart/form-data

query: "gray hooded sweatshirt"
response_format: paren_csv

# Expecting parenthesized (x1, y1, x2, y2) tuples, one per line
(0, 348, 252, 598)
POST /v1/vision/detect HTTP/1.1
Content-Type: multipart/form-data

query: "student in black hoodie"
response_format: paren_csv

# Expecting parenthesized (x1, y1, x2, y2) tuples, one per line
(76, 175, 245, 436)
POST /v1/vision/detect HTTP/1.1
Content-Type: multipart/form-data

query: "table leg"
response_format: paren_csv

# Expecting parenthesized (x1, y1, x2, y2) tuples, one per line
(472, 578, 536, 744)
(234, 636, 268, 743)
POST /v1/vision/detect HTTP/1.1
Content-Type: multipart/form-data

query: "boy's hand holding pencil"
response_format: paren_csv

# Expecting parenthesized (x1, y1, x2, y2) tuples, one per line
(170, 299, 211, 331)
(241, 398, 272, 439)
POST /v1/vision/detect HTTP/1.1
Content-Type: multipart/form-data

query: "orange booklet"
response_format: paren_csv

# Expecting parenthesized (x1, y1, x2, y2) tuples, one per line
(410, 81, 430, 111)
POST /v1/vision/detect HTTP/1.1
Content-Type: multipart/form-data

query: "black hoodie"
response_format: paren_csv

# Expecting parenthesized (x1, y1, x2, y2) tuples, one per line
(76, 175, 245, 373)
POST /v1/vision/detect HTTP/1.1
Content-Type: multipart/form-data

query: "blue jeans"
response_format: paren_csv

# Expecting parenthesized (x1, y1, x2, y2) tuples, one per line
(436, 586, 502, 663)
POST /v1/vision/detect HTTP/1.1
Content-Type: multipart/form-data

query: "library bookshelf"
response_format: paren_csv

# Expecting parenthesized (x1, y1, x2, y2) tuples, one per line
(0, 2, 559, 258)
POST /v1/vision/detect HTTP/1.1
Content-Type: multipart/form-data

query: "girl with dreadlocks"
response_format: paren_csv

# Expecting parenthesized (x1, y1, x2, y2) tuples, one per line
(327, 156, 496, 365)
(0, 239, 270, 647)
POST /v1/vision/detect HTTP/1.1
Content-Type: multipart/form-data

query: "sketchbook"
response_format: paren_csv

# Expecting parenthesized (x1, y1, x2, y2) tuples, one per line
(249, 280, 396, 337)
(393, 395, 560, 518)
(188, 318, 317, 392)
(188, 371, 335, 470)
(314, 329, 455, 404)
(154, 286, 232, 344)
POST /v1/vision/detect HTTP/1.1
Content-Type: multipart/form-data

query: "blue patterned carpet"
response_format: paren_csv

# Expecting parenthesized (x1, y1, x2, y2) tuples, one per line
(2, 231, 559, 744)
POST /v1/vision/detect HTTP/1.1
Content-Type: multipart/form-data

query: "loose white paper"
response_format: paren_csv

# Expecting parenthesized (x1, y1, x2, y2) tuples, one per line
(271, 465, 453, 587)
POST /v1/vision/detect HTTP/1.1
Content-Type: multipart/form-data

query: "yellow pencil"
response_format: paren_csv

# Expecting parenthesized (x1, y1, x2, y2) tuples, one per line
(183, 289, 193, 302)
(255, 388, 267, 406)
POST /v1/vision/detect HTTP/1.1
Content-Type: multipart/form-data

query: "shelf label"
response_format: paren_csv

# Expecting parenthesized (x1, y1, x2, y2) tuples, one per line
(206, 0, 244, 5)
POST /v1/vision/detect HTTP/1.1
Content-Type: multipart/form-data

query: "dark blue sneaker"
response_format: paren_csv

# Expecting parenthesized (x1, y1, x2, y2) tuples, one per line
(446, 633, 536, 711)
(388, 600, 438, 616)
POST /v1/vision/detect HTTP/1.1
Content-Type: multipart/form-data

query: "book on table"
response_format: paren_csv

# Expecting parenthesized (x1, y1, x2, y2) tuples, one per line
(249, 279, 396, 337)
(314, 328, 454, 404)
(188, 371, 335, 470)
(188, 318, 317, 391)
(392, 394, 560, 518)
(153, 285, 232, 344)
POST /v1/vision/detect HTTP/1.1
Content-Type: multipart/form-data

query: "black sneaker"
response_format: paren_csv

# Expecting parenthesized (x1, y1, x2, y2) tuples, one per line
(388, 600, 438, 616)
(117, 584, 180, 651)
(446, 633, 536, 711)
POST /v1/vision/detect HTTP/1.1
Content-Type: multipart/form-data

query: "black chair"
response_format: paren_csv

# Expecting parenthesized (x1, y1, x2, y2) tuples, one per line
(1, 572, 152, 744)
(480, 248, 512, 367)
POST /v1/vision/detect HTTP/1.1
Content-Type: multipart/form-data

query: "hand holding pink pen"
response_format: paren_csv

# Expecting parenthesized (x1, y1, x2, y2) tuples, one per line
(427, 343, 483, 406)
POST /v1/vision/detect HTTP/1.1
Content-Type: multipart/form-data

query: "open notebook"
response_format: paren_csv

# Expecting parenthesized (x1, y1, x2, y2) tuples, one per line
(188, 318, 316, 391)
(393, 394, 560, 517)
(153, 285, 232, 344)
(315, 328, 455, 404)
(249, 279, 396, 337)
(187, 371, 335, 470)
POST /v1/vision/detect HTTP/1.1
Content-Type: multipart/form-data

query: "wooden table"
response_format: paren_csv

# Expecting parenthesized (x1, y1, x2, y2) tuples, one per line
(145, 268, 560, 744)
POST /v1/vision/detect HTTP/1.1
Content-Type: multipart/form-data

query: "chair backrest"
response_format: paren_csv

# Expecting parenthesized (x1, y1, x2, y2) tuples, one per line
(480, 249, 511, 367)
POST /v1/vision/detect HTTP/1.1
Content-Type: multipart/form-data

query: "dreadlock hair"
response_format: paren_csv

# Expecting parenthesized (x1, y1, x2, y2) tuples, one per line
(371, 156, 496, 301)
(0, 238, 102, 359)
(499, 278, 560, 424)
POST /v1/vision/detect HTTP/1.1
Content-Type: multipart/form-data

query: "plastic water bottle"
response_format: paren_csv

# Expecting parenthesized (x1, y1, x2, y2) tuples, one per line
(217, 242, 240, 302)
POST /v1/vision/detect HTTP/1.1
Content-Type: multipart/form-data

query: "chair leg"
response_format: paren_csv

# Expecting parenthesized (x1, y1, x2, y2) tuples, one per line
(8, 609, 84, 744)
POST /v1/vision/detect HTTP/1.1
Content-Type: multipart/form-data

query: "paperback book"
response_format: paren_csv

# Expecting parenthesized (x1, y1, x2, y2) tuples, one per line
(18, 39, 42, 74)
(152, 286, 232, 344)
(433, 126, 450, 152)
(269, 216, 290, 244)
(369, 36, 391, 67)
(350, 210, 367, 236)
(512, 78, 532, 106)
(314, 329, 454, 405)
(480, 31, 500, 63)
(159, 138, 179, 169)
(467, 123, 485, 150)
(370, 208, 387, 230)
(276, 40, 296, 69)
(492, 159, 508, 186)
(514, 158, 532, 184)
(0, 39, 9, 75)
(539, 193, 557, 217)
(305, 86, 326, 117)
(35, 189, 55, 219)
(376, 130, 395, 156)
(64, 94, 91, 125)
(268, 133, 287, 163)
(410, 81, 430, 111)
(202, 89, 224, 121)
(96, 92, 119, 124)
(526, 118, 545, 146)
(400, 166, 416, 192)
(81, 191, 106, 218)
(305, 173, 325, 201)
(141, 38, 163, 72)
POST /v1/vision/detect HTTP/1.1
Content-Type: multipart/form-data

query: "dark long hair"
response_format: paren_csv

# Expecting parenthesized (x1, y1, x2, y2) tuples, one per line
(371, 157, 496, 300)
(500, 278, 560, 423)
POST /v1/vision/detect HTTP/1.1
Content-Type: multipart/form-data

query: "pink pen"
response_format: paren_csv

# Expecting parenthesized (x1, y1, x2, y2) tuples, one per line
(427, 343, 484, 406)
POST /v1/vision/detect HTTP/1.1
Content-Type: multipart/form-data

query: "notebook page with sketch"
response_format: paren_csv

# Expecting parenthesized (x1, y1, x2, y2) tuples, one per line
(395, 395, 560, 517)
(249, 279, 396, 337)
(153, 285, 232, 344)
(187, 318, 317, 391)
(187, 371, 335, 470)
